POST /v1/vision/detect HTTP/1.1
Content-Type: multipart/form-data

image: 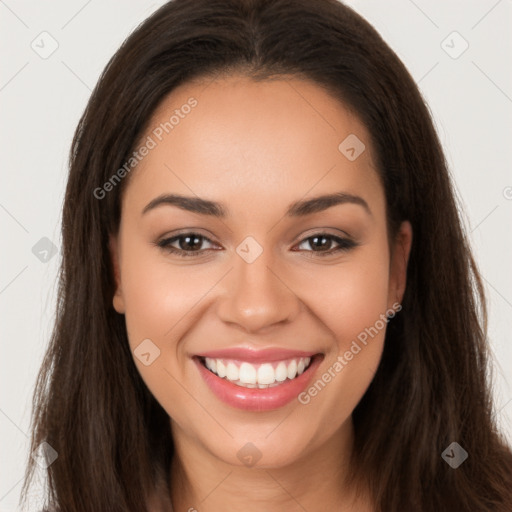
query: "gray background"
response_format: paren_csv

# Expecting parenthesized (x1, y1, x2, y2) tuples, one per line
(1, 0, 511, 510)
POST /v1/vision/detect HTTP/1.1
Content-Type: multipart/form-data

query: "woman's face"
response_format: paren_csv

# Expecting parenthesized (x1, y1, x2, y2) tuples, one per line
(110, 74, 411, 468)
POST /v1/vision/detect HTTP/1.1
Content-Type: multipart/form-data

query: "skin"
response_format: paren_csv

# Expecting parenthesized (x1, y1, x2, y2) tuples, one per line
(110, 74, 412, 512)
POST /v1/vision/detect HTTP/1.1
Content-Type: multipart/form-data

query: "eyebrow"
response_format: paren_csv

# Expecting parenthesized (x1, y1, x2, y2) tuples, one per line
(141, 191, 372, 218)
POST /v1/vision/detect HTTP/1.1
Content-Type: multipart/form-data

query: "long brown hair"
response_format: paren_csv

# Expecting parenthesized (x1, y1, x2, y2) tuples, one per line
(20, 0, 512, 510)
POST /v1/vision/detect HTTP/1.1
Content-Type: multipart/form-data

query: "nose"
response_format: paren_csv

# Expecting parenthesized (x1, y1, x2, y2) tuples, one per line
(216, 246, 301, 333)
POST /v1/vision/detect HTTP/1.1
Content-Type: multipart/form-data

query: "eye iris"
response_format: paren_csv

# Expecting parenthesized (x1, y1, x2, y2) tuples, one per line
(310, 235, 330, 251)
(180, 235, 202, 251)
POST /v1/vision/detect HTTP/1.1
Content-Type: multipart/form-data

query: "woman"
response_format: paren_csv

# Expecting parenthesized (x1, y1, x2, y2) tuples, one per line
(20, 0, 512, 510)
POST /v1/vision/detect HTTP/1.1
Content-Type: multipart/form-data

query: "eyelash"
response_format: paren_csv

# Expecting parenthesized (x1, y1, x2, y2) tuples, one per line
(156, 232, 358, 258)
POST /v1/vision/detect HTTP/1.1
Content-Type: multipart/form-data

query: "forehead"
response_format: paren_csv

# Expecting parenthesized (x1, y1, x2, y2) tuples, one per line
(123, 74, 383, 220)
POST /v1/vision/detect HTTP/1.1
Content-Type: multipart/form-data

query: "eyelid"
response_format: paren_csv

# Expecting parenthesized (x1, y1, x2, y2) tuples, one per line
(156, 232, 219, 252)
(293, 227, 353, 243)
(293, 233, 357, 256)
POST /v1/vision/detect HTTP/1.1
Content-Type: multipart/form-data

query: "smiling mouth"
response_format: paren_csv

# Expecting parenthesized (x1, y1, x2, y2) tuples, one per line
(196, 354, 320, 389)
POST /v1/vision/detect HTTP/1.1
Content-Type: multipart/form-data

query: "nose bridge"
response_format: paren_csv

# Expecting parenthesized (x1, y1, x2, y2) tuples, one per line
(217, 235, 299, 332)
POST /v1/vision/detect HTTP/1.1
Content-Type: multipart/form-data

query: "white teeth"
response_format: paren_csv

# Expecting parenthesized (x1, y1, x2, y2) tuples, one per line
(287, 359, 297, 380)
(239, 362, 257, 384)
(257, 363, 275, 385)
(205, 357, 217, 373)
(216, 359, 226, 378)
(275, 362, 288, 382)
(226, 362, 239, 381)
(202, 356, 313, 387)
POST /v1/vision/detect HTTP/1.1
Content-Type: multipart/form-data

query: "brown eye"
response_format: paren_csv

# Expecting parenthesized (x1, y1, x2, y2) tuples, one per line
(294, 233, 357, 256)
(157, 233, 218, 257)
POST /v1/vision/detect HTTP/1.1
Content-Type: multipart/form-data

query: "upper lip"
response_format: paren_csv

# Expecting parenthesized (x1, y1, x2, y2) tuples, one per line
(194, 347, 320, 363)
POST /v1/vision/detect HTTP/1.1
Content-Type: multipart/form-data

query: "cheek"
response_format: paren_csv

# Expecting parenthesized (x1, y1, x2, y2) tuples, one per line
(293, 245, 391, 418)
(118, 232, 231, 375)
(120, 239, 207, 347)
(307, 262, 390, 419)
(304, 244, 391, 349)
(119, 247, 208, 418)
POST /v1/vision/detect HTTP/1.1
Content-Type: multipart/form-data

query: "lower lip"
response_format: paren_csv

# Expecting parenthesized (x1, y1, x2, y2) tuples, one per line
(193, 355, 323, 411)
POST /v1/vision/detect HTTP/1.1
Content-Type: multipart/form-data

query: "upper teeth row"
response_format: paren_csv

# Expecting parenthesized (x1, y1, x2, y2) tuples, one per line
(204, 357, 311, 385)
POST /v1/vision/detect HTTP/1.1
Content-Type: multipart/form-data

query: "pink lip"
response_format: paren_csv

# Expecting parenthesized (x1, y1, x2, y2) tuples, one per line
(193, 353, 323, 412)
(194, 347, 317, 363)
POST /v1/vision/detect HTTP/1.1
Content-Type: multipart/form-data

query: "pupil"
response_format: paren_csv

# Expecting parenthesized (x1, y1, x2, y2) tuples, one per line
(181, 235, 201, 251)
(311, 236, 329, 251)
